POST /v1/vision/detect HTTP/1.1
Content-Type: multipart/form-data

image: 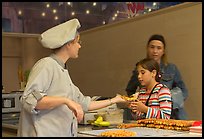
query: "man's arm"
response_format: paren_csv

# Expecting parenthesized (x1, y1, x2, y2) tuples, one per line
(126, 69, 140, 96)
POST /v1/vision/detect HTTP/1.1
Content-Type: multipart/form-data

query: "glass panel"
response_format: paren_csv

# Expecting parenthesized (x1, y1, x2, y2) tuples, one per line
(2, 98, 15, 108)
(2, 18, 11, 32)
(2, 2, 183, 33)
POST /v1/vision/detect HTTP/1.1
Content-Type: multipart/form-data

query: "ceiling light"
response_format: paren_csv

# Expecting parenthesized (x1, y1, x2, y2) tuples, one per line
(18, 10, 22, 15)
(71, 12, 75, 16)
(93, 2, 96, 6)
(54, 16, 58, 20)
(67, 2, 71, 5)
(86, 10, 90, 14)
(41, 12, 46, 17)
(46, 4, 50, 8)
(53, 9, 57, 14)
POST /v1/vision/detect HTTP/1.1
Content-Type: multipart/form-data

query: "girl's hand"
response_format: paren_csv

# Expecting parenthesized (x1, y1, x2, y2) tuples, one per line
(128, 101, 148, 113)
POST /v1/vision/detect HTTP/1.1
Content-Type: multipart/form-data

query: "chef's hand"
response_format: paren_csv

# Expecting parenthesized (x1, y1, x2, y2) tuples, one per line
(128, 101, 148, 113)
(65, 99, 84, 123)
(111, 94, 127, 103)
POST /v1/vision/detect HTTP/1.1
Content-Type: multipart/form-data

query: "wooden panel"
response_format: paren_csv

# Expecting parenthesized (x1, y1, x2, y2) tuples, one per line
(2, 37, 22, 57)
(2, 3, 201, 120)
(21, 37, 52, 71)
(2, 58, 21, 92)
(68, 3, 202, 120)
(2, 33, 52, 92)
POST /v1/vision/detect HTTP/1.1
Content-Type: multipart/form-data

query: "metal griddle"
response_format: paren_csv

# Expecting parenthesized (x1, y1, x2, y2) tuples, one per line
(78, 126, 188, 137)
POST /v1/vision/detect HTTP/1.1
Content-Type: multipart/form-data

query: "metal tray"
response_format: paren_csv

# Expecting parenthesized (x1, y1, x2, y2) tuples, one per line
(78, 127, 187, 137)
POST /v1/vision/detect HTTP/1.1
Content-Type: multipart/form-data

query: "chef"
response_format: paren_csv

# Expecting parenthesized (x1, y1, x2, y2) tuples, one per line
(17, 18, 125, 137)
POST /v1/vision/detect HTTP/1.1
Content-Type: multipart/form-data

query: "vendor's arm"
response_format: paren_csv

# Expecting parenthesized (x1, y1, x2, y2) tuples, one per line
(88, 95, 126, 111)
(35, 96, 69, 110)
(35, 96, 84, 122)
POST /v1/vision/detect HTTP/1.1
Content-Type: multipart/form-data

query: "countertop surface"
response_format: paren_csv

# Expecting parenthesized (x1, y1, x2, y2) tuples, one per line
(2, 122, 202, 137)
(2, 123, 18, 130)
(78, 126, 202, 137)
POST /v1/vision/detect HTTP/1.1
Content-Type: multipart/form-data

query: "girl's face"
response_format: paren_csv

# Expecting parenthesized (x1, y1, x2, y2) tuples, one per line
(137, 65, 156, 87)
(147, 40, 165, 63)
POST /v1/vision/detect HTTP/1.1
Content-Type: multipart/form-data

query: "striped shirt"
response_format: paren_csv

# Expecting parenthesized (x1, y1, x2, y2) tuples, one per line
(132, 83, 172, 120)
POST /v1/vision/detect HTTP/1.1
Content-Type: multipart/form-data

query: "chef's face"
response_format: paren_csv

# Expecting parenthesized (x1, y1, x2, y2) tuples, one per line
(147, 40, 165, 64)
(68, 35, 82, 58)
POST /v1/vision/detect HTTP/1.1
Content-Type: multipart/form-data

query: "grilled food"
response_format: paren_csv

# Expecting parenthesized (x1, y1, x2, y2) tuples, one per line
(99, 129, 136, 137)
(121, 95, 138, 101)
(117, 118, 195, 131)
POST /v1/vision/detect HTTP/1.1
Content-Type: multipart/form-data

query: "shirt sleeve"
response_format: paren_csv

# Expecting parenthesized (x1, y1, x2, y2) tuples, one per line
(72, 85, 91, 112)
(173, 64, 189, 100)
(126, 69, 140, 96)
(20, 59, 53, 114)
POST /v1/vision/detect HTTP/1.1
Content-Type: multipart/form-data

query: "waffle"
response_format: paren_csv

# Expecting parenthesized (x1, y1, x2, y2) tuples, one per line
(99, 129, 136, 137)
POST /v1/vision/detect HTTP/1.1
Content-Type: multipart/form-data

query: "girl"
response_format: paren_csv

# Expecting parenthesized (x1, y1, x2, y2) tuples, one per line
(126, 34, 188, 120)
(128, 58, 172, 120)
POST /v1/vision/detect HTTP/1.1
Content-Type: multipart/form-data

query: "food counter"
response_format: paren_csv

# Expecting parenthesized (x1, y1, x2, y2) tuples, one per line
(2, 122, 202, 137)
(2, 123, 18, 137)
(2, 123, 94, 137)
(78, 119, 202, 137)
(77, 125, 202, 137)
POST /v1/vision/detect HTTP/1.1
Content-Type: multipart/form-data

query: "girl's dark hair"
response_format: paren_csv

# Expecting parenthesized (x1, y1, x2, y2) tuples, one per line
(136, 58, 161, 82)
(147, 34, 168, 65)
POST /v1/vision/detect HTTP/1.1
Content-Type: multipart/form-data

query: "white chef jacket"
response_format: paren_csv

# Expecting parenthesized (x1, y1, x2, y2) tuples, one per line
(17, 54, 91, 137)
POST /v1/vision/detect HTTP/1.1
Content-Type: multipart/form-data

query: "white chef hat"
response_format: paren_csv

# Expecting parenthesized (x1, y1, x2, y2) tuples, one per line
(39, 18, 81, 49)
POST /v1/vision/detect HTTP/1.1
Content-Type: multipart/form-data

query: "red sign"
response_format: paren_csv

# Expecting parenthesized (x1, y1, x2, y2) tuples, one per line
(127, 2, 144, 17)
